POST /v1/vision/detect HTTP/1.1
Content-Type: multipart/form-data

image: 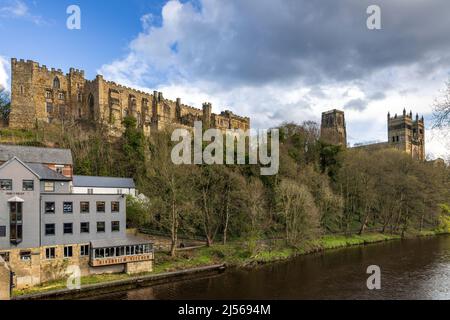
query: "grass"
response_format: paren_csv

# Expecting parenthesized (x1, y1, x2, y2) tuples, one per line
(12, 229, 448, 297)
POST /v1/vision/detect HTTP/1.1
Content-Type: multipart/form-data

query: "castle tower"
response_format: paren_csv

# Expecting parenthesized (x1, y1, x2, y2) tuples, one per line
(320, 109, 347, 147)
(387, 110, 425, 161)
(202, 102, 212, 129)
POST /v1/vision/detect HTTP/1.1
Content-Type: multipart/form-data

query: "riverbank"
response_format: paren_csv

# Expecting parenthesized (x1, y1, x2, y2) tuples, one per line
(12, 230, 446, 298)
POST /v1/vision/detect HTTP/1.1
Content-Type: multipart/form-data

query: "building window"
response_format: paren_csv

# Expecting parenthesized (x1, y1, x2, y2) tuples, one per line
(10, 202, 23, 245)
(46, 102, 53, 113)
(63, 202, 73, 214)
(77, 93, 82, 102)
(97, 222, 105, 233)
(45, 247, 56, 260)
(45, 202, 55, 214)
(64, 246, 73, 258)
(0, 179, 12, 190)
(55, 165, 64, 174)
(44, 181, 55, 192)
(80, 222, 90, 233)
(20, 85, 24, 95)
(0, 226, 5, 237)
(96, 202, 105, 213)
(53, 77, 60, 89)
(45, 224, 55, 236)
(80, 244, 90, 257)
(63, 223, 73, 235)
(46, 90, 52, 99)
(87, 188, 94, 194)
(20, 251, 31, 261)
(58, 92, 65, 100)
(117, 189, 123, 195)
(111, 202, 120, 213)
(22, 180, 34, 191)
(80, 202, 90, 213)
(111, 221, 120, 232)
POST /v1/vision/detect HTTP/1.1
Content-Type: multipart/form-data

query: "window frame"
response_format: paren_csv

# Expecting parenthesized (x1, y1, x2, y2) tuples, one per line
(80, 244, 90, 257)
(45, 247, 56, 260)
(96, 201, 106, 213)
(111, 221, 120, 232)
(63, 202, 73, 214)
(45, 223, 56, 236)
(63, 223, 73, 235)
(44, 181, 55, 192)
(111, 201, 120, 213)
(63, 246, 73, 258)
(0, 179, 12, 191)
(80, 222, 90, 234)
(96, 221, 106, 233)
(22, 180, 34, 191)
(44, 202, 55, 214)
(80, 201, 90, 213)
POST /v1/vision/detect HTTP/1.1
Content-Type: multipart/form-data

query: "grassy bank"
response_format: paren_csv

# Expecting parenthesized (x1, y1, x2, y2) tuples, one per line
(13, 230, 446, 297)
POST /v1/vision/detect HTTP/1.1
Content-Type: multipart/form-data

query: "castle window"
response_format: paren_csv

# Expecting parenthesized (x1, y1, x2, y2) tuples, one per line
(77, 93, 82, 102)
(58, 92, 65, 100)
(46, 102, 53, 113)
(88, 94, 95, 119)
(46, 90, 52, 99)
(53, 77, 60, 89)
(20, 85, 24, 95)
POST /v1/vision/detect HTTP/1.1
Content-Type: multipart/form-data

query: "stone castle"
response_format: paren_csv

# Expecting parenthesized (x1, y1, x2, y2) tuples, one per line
(8, 58, 250, 136)
(320, 109, 425, 161)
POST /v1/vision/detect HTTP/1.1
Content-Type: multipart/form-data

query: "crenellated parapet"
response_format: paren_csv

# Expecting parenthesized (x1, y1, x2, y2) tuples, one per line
(8, 58, 250, 135)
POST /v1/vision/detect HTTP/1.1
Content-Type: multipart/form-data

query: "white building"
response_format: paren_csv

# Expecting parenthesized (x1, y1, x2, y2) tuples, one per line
(72, 175, 137, 196)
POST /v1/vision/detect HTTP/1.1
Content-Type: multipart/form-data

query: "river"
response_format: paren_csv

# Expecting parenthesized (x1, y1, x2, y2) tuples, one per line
(97, 235, 450, 300)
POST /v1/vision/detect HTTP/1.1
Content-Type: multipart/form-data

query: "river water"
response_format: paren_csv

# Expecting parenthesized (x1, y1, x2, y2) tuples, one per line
(101, 235, 450, 300)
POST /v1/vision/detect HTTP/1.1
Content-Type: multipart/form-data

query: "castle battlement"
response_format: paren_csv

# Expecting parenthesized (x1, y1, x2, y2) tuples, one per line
(7, 58, 250, 135)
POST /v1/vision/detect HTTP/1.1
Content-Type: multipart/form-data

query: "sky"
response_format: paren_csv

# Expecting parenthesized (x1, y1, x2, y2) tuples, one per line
(0, 0, 449, 159)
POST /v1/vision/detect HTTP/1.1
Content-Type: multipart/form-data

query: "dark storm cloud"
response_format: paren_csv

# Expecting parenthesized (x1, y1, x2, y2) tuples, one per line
(167, 0, 450, 88)
(344, 98, 368, 111)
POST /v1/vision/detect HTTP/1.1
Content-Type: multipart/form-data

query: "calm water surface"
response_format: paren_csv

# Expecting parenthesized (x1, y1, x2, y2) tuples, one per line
(98, 235, 450, 300)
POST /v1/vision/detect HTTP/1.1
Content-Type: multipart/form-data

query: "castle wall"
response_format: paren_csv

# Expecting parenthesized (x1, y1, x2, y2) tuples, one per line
(8, 58, 250, 135)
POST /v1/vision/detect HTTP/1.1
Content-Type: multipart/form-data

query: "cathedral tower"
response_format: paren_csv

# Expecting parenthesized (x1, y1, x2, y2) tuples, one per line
(387, 109, 425, 161)
(320, 109, 347, 147)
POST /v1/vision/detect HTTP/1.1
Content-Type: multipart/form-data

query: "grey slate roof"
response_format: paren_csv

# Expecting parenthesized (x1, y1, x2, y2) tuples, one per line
(72, 175, 135, 189)
(26, 163, 71, 181)
(0, 144, 73, 165)
(90, 235, 152, 248)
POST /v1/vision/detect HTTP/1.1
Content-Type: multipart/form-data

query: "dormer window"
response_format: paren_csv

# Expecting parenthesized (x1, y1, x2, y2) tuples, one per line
(53, 77, 60, 89)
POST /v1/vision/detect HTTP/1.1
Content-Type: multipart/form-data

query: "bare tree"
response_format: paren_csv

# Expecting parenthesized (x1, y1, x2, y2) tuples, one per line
(433, 80, 450, 129)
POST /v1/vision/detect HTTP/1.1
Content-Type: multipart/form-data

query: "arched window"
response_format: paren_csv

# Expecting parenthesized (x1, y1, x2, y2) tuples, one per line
(53, 77, 60, 89)
(88, 94, 95, 120)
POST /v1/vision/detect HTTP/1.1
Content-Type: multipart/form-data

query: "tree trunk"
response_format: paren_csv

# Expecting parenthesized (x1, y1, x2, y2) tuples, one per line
(223, 186, 231, 245)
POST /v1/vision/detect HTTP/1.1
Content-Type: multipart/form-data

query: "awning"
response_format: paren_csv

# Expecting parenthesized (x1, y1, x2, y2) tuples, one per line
(8, 196, 24, 203)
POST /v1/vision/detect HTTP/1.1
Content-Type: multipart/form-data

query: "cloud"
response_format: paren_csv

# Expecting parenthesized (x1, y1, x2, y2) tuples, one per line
(0, 0, 45, 25)
(0, 56, 10, 91)
(344, 98, 368, 111)
(99, 0, 450, 158)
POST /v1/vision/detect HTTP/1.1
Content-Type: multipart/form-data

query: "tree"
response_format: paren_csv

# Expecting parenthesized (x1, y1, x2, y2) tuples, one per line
(433, 80, 450, 128)
(144, 130, 194, 256)
(0, 87, 10, 123)
(276, 179, 321, 246)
